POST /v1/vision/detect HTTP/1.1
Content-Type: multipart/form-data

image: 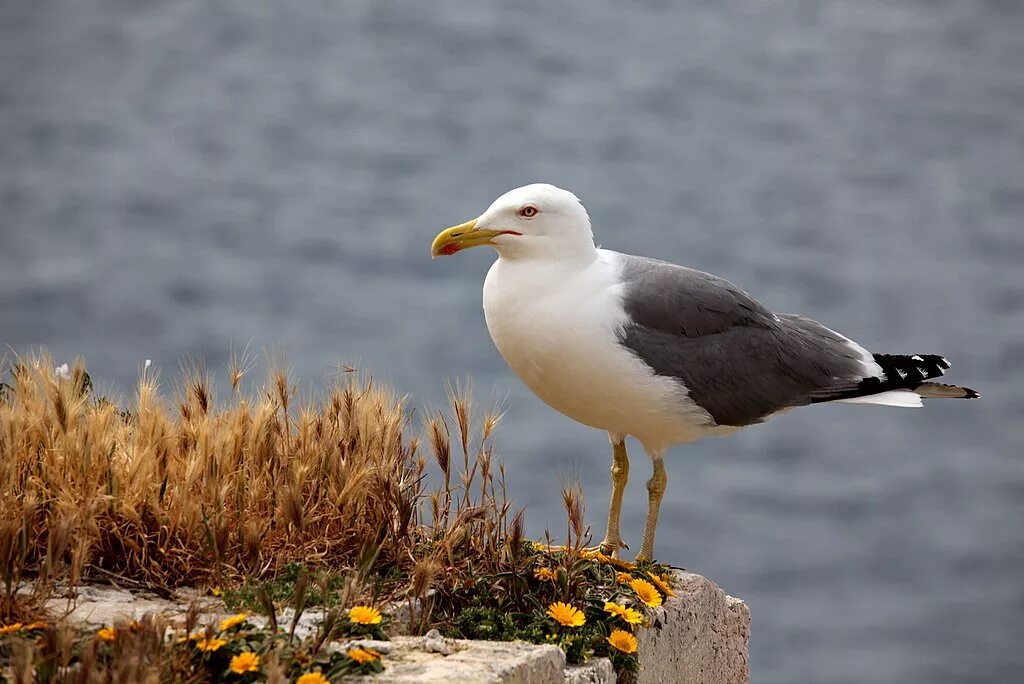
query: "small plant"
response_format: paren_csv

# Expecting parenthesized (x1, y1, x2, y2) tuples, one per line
(0, 612, 386, 682)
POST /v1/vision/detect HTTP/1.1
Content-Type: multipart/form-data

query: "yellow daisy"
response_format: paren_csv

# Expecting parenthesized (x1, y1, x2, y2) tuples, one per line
(218, 613, 248, 632)
(195, 637, 227, 652)
(604, 601, 627, 618)
(229, 651, 260, 674)
(0, 623, 24, 635)
(534, 567, 556, 581)
(629, 578, 663, 608)
(607, 629, 639, 654)
(97, 627, 117, 641)
(348, 605, 382, 625)
(615, 572, 633, 584)
(347, 647, 381, 665)
(647, 572, 676, 598)
(546, 602, 586, 628)
(603, 601, 644, 627)
(296, 673, 329, 684)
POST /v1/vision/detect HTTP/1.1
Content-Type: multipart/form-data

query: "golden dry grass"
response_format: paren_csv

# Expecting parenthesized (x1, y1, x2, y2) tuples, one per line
(0, 351, 518, 624)
(0, 351, 678, 682)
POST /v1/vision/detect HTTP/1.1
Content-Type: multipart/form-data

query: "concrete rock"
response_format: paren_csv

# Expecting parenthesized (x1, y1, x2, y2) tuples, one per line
(335, 639, 394, 655)
(564, 658, 616, 684)
(422, 628, 452, 655)
(43, 569, 749, 683)
(44, 584, 222, 629)
(253, 606, 329, 640)
(349, 637, 566, 684)
(635, 571, 750, 684)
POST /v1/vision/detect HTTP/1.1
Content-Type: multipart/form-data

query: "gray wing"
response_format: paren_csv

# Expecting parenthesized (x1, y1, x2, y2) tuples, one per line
(615, 255, 869, 426)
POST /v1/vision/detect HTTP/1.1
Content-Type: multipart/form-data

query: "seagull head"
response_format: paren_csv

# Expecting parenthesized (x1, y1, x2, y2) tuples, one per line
(432, 184, 595, 262)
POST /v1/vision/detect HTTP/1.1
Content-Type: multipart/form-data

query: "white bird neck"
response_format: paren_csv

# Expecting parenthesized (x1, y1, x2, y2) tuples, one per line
(493, 238, 599, 267)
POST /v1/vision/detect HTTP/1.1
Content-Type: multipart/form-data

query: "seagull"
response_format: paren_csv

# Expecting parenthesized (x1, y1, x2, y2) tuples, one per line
(431, 183, 979, 561)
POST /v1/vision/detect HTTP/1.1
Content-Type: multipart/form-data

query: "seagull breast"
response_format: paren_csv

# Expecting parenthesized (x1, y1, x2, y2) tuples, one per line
(482, 250, 719, 452)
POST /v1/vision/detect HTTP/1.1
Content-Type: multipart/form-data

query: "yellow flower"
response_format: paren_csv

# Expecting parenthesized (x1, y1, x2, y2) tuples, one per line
(607, 629, 638, 654)
(629, 578, 663, 608)
(534, 567, 556, 581)
(229, 651, 260, 674)
(195, 637, 227, 652)
(210, 587, 223, 597)
(348, 605, 382, 625)
(604, 601, 627, 617)
(97, 627, 117, 641)
(603, 602, 644, 627)
(647, 572, 676, 598)
(0, 623, 24, 635)
(218, 613, 248, 631)
(615, 572, 633, 584)
(296, 673, 329, 684)
(24, 621, 47, 631)
(347, 647, 381, 665)
(546, 602, 586, 628)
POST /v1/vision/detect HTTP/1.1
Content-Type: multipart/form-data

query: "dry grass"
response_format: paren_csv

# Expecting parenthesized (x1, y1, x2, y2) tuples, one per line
(1, 352, 674, 681)
(0, 352, 515, 624)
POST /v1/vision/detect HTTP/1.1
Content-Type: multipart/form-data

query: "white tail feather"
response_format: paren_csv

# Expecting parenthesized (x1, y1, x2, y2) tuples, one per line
(836, 390, 923, 408)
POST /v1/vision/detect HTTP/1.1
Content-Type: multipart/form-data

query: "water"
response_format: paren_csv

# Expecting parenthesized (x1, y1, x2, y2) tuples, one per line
(2, 1, 1023, 681)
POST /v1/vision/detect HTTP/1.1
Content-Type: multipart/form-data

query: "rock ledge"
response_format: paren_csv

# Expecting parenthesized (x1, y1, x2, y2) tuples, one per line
(48, 570, 748, 683)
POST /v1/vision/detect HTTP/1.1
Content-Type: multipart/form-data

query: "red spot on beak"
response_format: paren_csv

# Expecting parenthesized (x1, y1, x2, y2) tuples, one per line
(440, 243, 459, 256)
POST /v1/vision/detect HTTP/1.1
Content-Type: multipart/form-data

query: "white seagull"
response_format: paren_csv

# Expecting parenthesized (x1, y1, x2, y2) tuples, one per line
(431, 184, 978, 561)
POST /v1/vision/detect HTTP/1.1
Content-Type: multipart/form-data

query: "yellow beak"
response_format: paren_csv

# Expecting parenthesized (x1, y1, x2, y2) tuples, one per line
(431, 219, 520, 257)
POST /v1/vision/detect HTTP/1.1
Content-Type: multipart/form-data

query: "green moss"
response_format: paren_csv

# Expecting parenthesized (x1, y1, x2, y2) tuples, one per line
(221, 562, 348, 614)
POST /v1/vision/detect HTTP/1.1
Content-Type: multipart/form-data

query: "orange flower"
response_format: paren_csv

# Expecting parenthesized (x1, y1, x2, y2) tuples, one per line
(607, 629, 638, 654)
(534, 567, 556, 581)
(347, 647, 381, 665)
(348, 605, 382, 625)
(24, 621, 47, 631)
(195, 637, 227, 652)
(218, 613, 248, 631)
(0, 623, 24, 635)
(97, 627, 117, 641)
(603, 601, 644, 627)
(546, 602, 586, 627)
(229, 651, 260, 674)
(629, 578, 663, 608)
(296, 673, 329, 684)
(647, 572, 676, 598)
(615, 572, 633, 584)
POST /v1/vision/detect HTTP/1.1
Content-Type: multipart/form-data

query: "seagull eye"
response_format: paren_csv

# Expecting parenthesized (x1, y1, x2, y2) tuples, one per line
(517, 205, 538, 218)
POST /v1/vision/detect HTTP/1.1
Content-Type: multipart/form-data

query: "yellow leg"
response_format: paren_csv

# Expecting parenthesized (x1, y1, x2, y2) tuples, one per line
(635, 455, 666, 562)
(598, 434, 630, 557)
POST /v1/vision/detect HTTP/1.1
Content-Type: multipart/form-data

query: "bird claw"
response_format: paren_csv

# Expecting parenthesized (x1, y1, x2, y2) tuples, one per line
(534, 540, 627, 558)
(586, 538, 628, 559)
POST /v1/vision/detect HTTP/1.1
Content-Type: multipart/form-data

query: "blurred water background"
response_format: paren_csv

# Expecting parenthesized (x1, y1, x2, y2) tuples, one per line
(2, 1, 1023, 682)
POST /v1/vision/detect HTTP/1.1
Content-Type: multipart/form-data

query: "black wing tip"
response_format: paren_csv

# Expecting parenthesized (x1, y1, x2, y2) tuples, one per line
(872, 353, 951, 384)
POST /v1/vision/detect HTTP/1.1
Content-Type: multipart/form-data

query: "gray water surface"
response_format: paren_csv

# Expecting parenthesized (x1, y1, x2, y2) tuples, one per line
(2, 2, 1023, 682)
